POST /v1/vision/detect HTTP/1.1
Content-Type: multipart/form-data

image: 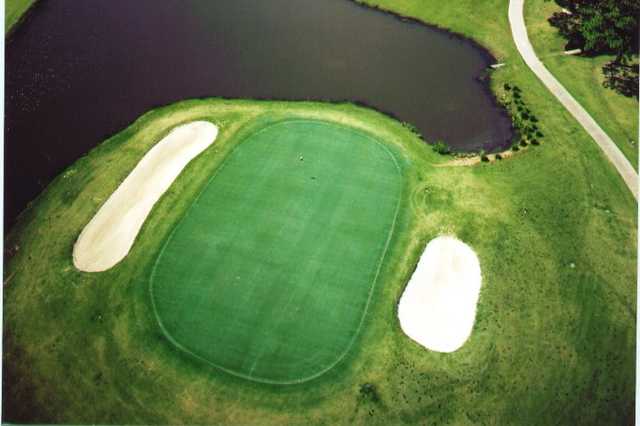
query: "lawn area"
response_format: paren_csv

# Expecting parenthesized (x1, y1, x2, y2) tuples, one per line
(5, 0, 36, 35)
(4, 94, 636, 424)
(3, 0, 637, 425)
(523, 0, 639, 169)
(151, 119, 404, 384)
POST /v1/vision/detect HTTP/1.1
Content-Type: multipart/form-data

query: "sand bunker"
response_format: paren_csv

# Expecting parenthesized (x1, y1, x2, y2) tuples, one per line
(73, 121, 218, 272)
(398, 236, 482, 353)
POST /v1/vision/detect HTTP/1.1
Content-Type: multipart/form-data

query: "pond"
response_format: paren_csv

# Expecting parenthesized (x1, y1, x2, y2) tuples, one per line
(5, 0, 512, 228)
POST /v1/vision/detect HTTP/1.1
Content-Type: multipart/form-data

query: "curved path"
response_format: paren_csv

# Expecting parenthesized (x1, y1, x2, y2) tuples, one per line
(508, 0, 638, 200)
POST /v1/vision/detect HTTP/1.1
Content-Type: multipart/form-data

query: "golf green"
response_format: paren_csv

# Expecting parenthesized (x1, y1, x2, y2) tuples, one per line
(150, 119, 404, 384)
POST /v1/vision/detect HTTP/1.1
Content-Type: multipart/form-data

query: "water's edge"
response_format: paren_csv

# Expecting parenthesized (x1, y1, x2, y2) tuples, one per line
(4, 0, 513, 229)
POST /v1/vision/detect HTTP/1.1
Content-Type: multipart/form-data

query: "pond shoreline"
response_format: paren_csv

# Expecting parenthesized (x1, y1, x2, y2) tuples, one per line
(351, 0, 515, 152)
(4, 0, 514, 229)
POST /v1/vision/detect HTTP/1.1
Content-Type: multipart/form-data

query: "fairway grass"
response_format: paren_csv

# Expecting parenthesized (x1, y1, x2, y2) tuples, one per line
(150, 120, 404, 384)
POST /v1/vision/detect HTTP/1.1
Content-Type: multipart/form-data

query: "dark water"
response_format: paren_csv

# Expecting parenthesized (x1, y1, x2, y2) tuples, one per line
(5, 0, 512, 229)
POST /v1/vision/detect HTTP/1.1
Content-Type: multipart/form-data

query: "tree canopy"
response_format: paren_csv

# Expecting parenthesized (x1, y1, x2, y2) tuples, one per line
(549, 0, 639, 97)
(551, 0, 638, 56)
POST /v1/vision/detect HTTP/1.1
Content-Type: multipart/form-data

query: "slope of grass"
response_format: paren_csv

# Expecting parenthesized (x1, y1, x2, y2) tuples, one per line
(524, 0, 639, 169)
(4, 94, 636, 424)
(5, 0, 36, 35)
(150, 119, 404, 384)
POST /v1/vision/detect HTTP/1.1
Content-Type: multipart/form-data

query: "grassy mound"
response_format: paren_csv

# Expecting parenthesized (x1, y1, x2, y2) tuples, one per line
(4, 95, 635, 424)
(150, 119, 404, 384)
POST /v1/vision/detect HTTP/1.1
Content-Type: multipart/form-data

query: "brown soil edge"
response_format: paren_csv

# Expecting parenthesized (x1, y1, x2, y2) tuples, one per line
(436, 141, 543, 167)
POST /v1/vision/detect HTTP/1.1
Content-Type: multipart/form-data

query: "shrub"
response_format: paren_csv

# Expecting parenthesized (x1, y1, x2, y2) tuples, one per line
(531, 139, 540, 145)
(536, 130, 544, 138)
(512, 145, 520, 151)
(432, 140, 451, 155)
(360, 383, 380, 403)
(548, 1, 639, 98)
(481, 154, 490, 162)
(520, 140, 528, 147)
(402, 121, 419, 134)
(504, 83, 512, 91)
(495, 154, 503, 160)
(603, 59, 639, 98)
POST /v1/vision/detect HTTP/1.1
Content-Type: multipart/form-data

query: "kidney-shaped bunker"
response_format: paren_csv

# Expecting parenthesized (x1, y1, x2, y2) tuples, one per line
(74, 121, 219, 272)
(398, 236, 482, 353)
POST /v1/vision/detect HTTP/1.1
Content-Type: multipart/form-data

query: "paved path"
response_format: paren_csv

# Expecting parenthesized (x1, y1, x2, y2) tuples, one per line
(508, 0, 638, 200)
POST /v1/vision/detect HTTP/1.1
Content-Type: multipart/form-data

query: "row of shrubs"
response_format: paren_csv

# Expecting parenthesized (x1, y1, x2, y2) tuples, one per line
(502, 83, 544, 151)
(414, 82, 544, 160)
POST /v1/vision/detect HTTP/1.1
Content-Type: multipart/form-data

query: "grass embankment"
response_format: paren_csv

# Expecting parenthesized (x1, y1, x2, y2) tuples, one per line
(3, 99, 427, 424)
(524, 0, 639, 169)
(4, 95, 636, 424)
(5, 0, 36, 35)
(4, 1, 637, 425)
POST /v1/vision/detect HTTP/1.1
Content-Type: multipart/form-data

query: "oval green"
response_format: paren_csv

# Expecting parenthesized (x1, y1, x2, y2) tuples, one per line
(150, 119, 403, 384)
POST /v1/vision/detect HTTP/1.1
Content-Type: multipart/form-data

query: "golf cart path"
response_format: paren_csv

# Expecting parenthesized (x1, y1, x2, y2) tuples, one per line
(508, 0, 638, 200)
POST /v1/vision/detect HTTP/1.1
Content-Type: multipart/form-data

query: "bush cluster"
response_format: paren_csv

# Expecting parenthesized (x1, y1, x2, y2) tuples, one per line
(548, 0, 638, 98)
(501, 84, 545, 150)
(432, 140, 451, 155)
(401, 121, 420, 135)
(359, 383, 380, 403)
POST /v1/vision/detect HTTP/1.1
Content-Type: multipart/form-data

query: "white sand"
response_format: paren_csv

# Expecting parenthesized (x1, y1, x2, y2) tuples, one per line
(73, 121, 218, 272)
(398, 236, 482, 353)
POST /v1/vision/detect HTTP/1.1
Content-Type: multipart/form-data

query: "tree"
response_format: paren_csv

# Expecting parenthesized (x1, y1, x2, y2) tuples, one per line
(550, 0, 638, 56)
(602, 59, 639, 98)
(548, 0, 639, 97)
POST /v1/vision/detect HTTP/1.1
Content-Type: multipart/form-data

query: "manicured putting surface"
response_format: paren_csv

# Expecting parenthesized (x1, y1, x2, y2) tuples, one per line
(150, 120, 403, 384)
